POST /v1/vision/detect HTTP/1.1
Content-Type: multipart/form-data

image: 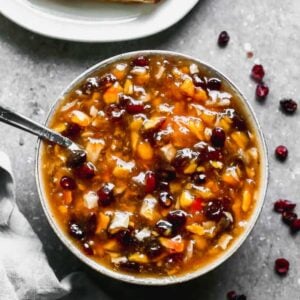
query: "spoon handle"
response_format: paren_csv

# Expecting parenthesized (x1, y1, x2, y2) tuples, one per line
(0, 105, 74, 149)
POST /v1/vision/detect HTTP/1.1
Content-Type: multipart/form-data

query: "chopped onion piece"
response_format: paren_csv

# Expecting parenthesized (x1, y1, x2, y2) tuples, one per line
(109, 211, 130, 234)
(135, 228, 151, 241)
(83, 191, 99, 209)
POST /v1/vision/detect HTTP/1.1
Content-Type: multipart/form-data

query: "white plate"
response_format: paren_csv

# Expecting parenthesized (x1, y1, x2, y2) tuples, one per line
(0, 0, 199, 42)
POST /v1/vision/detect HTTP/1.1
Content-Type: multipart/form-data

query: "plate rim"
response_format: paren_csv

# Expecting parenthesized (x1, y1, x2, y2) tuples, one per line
(0, 0, 199, 42)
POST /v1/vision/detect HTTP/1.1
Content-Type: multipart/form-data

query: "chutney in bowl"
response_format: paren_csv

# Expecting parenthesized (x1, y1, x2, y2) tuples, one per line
(36, 51, 268, 285)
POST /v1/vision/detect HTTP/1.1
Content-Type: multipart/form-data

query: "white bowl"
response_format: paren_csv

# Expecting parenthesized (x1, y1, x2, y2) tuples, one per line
(36, 50, 269, 285)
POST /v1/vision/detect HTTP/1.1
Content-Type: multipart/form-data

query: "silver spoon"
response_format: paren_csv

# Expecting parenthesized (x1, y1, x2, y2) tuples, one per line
(0, 105, 86, 165)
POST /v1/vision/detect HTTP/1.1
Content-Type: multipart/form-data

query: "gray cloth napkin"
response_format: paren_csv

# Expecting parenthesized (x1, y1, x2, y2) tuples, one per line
(0, 151, 71, 300)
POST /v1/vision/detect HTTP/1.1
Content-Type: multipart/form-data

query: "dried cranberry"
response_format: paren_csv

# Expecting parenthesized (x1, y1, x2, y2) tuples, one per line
(164, 253, 183, 270)
(256, 83, 269, 100)
(82, 242, 93, 256)
(119, 261, 140, 272)
(115, 229, 134, 247)
(132, 55, 149, 67)
(167, 210, 187, 229)
(275, 258, 289, 275)
(120, 95, 145, 114)
(190, 198, 203, 213)
(66, 150, 87, 168)
(98, 183, 114, 206)
(106, 104, 125, 120)
(69, 221, 85, 240)
(156, 169, 177, 182)
(280, 99, 298, 114)
(158, 191, 174, 208)
(227, 291, 237, 300)
(218, 31, 230, 47)
(207, 78, 222, 90)
(204, 200, 224, 221)
(74, 162, 95, 179)
(145, 171, 156, 193)
(155, 220, 173, 237)
(191, 172, 206, 185)
(192, 73, 206, 89)
(291, 219, 300, 232)
(251, 64, 265, 82)
(275, 145, 288, 161)
(145, 238, 163, 258)
(81, 77, 98, 94)
(206, 147, 223, 161)
(60, 176, 76, 190)
(97, 74, 117, 89)
(282, 211, 297, 225)
(211, 127, 226, 147)
(85, 213, 98, 236)
(274, 199, 296, 213)
(232, 114, 246, 131)
(62, 123, 81, 138)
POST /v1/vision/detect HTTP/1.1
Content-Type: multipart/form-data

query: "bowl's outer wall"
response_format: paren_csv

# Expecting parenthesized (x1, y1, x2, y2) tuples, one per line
(35, 50, 269, 285)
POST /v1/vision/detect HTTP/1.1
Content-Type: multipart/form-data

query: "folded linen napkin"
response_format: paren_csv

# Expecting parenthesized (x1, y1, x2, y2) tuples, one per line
(0, 151, 71, 300)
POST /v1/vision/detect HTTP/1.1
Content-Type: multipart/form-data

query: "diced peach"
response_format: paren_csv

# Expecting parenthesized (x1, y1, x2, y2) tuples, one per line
(63, 190, 73, 205)
(194, 88, 208, 102)
(160, 235, 185, 253)
(113, 159, 135, 179)
(96, 212, 110, 233)
(222, 167, 240, 186)
(187, 118, 204, 140)
(186, 223, 205, 236)
(200, 112, 216, 126)
(217, 116, 232, 132)
(112, 63, 128, 80)
(129, 253, 149, 264)
(86, 139, 105, 164)
(242, 189, 252, 212)
(160, 144, 176, 162)
(124, 79, 133, 95)
(183, 161, 198, 174)
(180, 78, 195, 97)
(131, 131, 140, 152)
(179, 190, 194, 208)
(103, 82, 123, 104)
(137, 142, 153, 160)
(194, 236, 208, 250)
(231, 131, 249, 149)
(58, 205, 68, 214)
(70, 110, 91, 127)
(103, 240, 119, 252)
(53, 123, 67, 133)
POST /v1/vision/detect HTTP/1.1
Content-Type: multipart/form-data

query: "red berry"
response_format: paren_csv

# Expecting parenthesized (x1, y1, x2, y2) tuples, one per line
(282, 211, 297, 225)
(74, 162, 96, 179)
(98, 183, 115, 206)
(191, 172, 206, 185)
(204, 200, 224, 221)
(280, 99, 298, 114)
(145, 171, 156, 193)
(62, 123, 81, 138)
(60, 176, 76, 190)
(274, 199, 296, 213)
(167, 210, 187, 229)
(256, 83, 269, 99)
(227, 290, 237, 300)
(251, 64, 265, 82)
(218, 31, 230, 47)
(190, 198, 203, 213)
(66, 150, 87, 168)
(211, 127, 226, 147)
(207, 78, 222, 90)
(275, 145, 288, 161)
(291, 219, 300, 232)
(158, 191, 174, 208)
(275, 258, 289, 275)
(106, 104, 125, 121)
(192, 73, 206, 89)
(82, 242, 93, 256)
(132, 55, 149, 67)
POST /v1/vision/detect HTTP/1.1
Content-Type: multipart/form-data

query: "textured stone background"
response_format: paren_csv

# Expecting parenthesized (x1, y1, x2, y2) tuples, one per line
(0, 0, 300, 299)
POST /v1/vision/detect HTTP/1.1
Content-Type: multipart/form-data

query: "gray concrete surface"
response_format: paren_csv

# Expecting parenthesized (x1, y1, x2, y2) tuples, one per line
(0, 0, 300, 299)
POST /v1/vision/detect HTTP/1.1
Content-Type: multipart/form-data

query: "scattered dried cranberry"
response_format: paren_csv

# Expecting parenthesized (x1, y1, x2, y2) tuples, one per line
(190, 198, 203, 213)
(85, 213, 98, 236)
(227, 291, 237, 300)
(66, 150, 87, 168)
(192, 73, 206, 89)
(291, 219, 300, 232)
(145, 238, 163, 258)
(232, 114, 246, 131)
(211, 127, 226, 147)
(69, 221, 85, 240)
(97, 74, 117, 89)
(275, 145, 288, 161)
(132, 55, 149, 67)
(206, 147, 223, 161)
(218, 31, 230, 47)
(167, 210, 187, 229)
(274, 199, 296, 213)
(207, 78, 222, 90)
(172, 148, 199, 172)
(158, 191, 174, 208)
(204, 200, 224, 221)
(155, 220, 173, 237)
(157, 169, 177, 182)
(280, 99, 297, 114)
(275, 258, 289, 275)
(251, 64, 265, 82)
(82, 242, 93, 256)
(145, 171, 156, 193)
(120, 95, 145, 114)
(115, 229, 134, 247)
(282, 211, 297, 225)
(62, 123, 81, 138)
(256, 83, 269, 100)
(191, 172, 207, 184)
(74, 162, 95, 179)
(60, 176, 76, 190)
(81, 77, 98, 94)
(98, 183, 115, 206)
(106, 104, 125, 121)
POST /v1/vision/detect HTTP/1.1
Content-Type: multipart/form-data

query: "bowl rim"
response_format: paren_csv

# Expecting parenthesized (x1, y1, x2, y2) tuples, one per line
(35, 50, 269, 286)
